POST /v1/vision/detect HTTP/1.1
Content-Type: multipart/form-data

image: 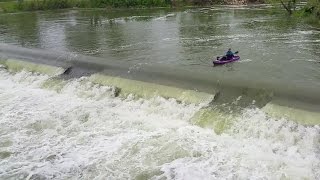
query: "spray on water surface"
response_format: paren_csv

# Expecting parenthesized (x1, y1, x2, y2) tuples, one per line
(0, 66, 319, 179)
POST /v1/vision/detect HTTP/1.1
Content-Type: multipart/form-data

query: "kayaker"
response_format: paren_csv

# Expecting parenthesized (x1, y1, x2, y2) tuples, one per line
(219, 48, 235, 61)
(225, 48, 235, 60)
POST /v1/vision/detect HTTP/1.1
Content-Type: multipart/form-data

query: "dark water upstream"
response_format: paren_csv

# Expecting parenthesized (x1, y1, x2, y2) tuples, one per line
(1, 5, 320, 104)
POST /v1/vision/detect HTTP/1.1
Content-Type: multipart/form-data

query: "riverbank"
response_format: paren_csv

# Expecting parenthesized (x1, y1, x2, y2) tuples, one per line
(1, 0, 163, 13)
(0, 0, 266, 13)
(0, 0, 206, 13)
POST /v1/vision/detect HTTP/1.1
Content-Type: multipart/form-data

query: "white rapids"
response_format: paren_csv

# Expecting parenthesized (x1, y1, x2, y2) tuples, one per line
(0, 69, 319, 179)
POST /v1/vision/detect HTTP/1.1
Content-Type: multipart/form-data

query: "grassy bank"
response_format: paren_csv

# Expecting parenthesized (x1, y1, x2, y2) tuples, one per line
(0, 0, 226, 13)
(0, 0, 167, 13)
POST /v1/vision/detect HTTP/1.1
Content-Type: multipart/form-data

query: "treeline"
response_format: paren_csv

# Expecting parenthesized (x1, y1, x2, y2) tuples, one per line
(0, 0, 319, 20)
(0, 0, 228, 12)
(272, 0, 320, 20)
(2, 0, 165, 12)
(2, 0, 169, 12)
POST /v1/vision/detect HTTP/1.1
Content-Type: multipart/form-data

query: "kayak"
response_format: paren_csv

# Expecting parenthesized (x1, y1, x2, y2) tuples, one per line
(212, 56, 240, 66)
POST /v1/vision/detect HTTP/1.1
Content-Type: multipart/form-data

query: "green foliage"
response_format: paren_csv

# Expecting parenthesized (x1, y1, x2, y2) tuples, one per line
(305, 0, 320, 18)
(15, 0, 73, 11)
(267, 0, 319, 22)
(87, 0, 169, 8)
(288, 0, 320, 21)
(0, 0, 174, 12)
(268, 0, 300, 15)
(73, 0, 90, 8)
(0, 1, 18, 13)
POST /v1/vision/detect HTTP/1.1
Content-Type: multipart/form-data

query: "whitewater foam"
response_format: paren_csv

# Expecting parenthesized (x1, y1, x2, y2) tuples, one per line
(0, 69, 319, 179)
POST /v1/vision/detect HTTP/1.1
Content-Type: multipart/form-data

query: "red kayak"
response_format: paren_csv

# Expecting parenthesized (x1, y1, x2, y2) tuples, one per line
(212, 56, 240, 66)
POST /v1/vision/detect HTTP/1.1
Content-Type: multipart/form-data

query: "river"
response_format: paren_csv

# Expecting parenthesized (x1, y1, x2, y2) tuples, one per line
(1, 5, 320, 102)
(0, 5, 319, 179)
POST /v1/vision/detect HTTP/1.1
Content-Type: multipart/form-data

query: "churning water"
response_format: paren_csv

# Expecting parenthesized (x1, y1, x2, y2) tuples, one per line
(0, 69, 319, 179)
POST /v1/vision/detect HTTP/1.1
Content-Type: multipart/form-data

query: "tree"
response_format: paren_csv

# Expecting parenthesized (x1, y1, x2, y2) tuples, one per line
(306, 0, 320, 18)
(279, 0, 299, 15)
